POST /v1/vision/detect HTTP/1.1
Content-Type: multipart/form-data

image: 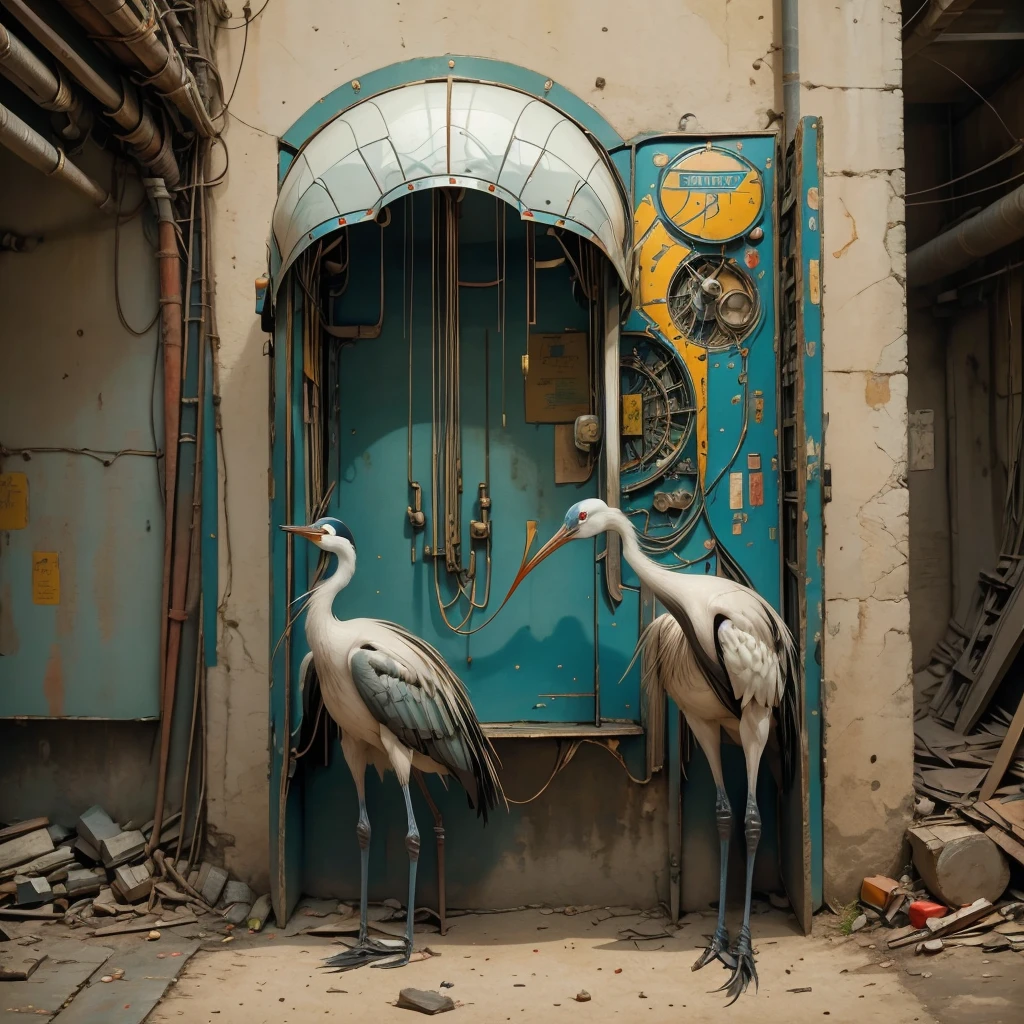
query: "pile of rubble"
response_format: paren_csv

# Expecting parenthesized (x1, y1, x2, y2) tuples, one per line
(0, 806, 268, 938)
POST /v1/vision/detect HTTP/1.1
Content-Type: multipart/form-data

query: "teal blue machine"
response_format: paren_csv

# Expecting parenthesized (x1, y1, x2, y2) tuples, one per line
(263, 57, 823, 929)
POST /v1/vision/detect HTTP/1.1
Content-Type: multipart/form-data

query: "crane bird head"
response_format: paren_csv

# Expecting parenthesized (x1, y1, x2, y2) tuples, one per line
(505, 498, 613, 597)
(279, 517, 357, 558)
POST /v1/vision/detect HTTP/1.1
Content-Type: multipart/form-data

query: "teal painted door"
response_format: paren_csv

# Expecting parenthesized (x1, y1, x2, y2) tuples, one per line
(318, 189, 615, 726)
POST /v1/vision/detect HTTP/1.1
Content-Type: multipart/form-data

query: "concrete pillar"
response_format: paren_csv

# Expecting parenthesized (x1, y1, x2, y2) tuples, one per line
(797, 0, 913, 902)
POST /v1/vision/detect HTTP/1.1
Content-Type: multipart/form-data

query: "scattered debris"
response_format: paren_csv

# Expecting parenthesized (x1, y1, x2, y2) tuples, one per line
(248, 894, 273, 932)
(396, 987, 456, 1014)
(0, 948, 47, 981)
(908, 901, 947, 929)
(787, 987, 812, 994)
(575, 990, 592, 1002)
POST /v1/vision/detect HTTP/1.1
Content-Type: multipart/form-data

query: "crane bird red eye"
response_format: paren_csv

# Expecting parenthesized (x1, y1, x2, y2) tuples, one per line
(578, 511, 587, 522)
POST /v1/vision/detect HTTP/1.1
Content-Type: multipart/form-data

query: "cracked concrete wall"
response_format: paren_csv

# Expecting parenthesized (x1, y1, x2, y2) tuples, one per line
(798, 0, 913, 903)
(208, 0, 782, 893)
(208, 0, 913, 903)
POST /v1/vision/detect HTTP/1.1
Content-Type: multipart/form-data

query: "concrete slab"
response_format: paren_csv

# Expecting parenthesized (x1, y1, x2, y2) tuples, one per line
(0, 938, 111, 1021)
(51, 939, 199, 1024)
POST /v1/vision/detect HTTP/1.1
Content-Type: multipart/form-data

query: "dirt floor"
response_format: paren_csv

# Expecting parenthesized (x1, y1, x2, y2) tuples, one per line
(140, 907, 1022, 1024)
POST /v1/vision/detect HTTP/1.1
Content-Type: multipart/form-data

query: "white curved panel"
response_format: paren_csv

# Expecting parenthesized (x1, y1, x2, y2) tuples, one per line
(271, 79, 631, 292)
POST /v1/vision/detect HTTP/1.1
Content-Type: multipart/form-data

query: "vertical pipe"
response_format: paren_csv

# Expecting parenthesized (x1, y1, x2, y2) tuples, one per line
(782, 0, 800, 144)
(148, 176, 184, 853)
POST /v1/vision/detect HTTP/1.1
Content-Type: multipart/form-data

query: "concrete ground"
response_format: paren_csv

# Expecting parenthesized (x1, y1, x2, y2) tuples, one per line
(144, 907, 1023, 1024)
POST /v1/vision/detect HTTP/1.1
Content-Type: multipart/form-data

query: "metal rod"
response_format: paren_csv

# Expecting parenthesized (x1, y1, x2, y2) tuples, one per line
(147, 176, 185, 854)
(413, 769, 447, 936)
(0, 101, 113, 211)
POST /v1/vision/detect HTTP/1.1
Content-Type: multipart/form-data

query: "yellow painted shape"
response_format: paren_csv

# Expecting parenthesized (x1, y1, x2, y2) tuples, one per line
(622, 394, 643, 437)
(659, 148, 764, 242)
(634, 196, 708, 484)
(32, 551, 60, 605)
(0, 472, 29, 530)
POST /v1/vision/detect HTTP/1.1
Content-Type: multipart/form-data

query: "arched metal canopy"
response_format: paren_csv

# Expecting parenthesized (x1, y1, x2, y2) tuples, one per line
(270, 78, 632, 294)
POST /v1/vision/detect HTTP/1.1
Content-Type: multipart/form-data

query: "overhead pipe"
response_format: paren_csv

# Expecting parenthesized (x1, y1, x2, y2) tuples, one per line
(0, 0, 179, 185)
(56, 0, 147, 72)
(146, 175, 185, 854)
(907, 180, 1024, 286)
(781, 0, 800, 144)
(0, 100, 115, 211)
(0, 22, 89, 139)
(73, 0, 217, 138)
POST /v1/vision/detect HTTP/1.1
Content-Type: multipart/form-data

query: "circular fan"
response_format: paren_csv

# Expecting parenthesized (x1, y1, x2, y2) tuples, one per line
(666, 254, 761, 351)
(620, 334, 696, 494)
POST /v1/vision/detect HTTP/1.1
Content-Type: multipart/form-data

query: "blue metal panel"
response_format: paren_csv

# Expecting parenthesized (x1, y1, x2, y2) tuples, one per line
(280, 56, 624, 154)
(623, 133, 787, 907)
(797, 117, 825, 911)
(320, 192, 620, 725)
(0, 226, 163, 720)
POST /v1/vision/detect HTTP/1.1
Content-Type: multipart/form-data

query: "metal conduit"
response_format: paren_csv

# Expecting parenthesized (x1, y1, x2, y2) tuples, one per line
(907, 180, 1024, 286)
(75, 0, 216, 138)
(0, 23, 79, 113)
(0, 101, 115, 212)
(0, 0, 179, 185)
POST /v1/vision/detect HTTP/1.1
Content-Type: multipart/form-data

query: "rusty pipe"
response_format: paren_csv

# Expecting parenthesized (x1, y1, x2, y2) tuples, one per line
(74, 0, 217, 138)
(0, 0, 179, 185)
(0, 22, 82, 116)
(147, 176, 184, 853)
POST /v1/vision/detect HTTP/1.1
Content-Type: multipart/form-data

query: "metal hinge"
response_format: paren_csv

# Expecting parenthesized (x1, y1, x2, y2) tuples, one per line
(822, 464, 832, 503)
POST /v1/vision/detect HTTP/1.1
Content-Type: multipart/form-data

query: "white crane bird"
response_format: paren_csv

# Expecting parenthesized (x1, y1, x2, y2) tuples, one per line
(281, 517, 505, 970)
(505, 498, 800, 1003)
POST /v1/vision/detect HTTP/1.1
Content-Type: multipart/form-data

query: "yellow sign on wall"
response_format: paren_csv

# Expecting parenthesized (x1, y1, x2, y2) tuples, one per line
(0, 473, 28, 530)
(659, 147, 764, 243)
(622, 394, 643, 437)
(32, 552, 60, 606)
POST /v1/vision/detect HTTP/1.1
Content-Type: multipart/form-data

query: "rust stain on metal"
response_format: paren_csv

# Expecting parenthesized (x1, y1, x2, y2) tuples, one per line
(42, 643, 64, 717)
(749, 472, 764, 507)
(0, 583, 19, 656)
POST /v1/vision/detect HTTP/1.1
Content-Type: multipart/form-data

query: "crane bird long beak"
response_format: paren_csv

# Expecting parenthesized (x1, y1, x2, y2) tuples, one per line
(279, 524, 326, 542)
(502, 524, 574, 603)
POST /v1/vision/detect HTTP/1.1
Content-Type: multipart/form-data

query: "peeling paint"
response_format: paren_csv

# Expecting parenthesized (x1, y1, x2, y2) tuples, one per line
(864, 373, 891, 408)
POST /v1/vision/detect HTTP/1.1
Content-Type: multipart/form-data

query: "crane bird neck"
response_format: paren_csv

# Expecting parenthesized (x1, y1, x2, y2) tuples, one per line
(309, 548, 356, 612)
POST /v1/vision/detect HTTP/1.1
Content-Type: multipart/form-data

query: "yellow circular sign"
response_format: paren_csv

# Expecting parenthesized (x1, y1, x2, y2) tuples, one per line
(658, 147, 764, 243)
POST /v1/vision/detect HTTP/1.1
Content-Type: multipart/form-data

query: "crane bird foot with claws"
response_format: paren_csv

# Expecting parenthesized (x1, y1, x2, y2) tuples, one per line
(281, 517, 506, 971)
(503, 498, 800, 1004)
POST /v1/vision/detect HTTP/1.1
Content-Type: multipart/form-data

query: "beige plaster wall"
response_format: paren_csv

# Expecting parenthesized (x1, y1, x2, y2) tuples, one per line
(796, 0, 914, 903)
(209, 0, 911, 901)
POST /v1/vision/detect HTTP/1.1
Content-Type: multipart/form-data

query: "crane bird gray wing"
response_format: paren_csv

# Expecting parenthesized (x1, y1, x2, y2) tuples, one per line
(349, 622, 504, 822)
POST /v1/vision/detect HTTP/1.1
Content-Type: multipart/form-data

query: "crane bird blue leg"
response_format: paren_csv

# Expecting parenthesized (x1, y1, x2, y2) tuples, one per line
(687, 718, 734, 973)
(716, 703, 771, 1005)
(323, 740, 405, 971)
(371, 781, 420, 969)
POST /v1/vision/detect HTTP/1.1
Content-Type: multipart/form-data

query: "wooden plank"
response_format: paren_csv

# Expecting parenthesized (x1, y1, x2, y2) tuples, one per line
(0, 830, 54, 872)
(0, 818, 49, 843)
(956, 583, 1024, 732)
(978, 696, 1024, 801)
(986, 825, 1024, 867)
